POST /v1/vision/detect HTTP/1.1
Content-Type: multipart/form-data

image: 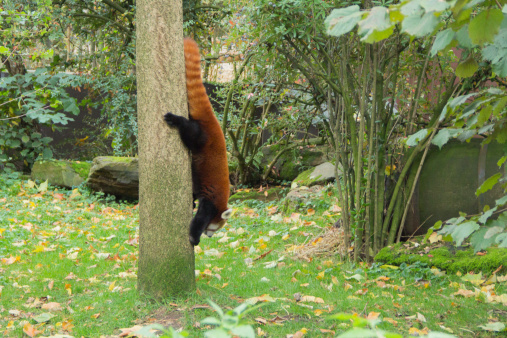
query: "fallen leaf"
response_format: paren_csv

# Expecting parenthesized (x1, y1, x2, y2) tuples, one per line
(301, 295, 324, 304)
(479, 322, 506, 332)
(42, 302, 62, 311)
(2, 255, 20, 265)
(23, 322, 41, 337)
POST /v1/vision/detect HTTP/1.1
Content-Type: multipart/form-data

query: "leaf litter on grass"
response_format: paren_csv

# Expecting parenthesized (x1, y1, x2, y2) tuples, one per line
(1, 178, 506, 337)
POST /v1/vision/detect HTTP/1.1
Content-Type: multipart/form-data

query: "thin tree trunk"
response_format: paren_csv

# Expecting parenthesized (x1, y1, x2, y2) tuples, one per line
(137, 0, 195, 297)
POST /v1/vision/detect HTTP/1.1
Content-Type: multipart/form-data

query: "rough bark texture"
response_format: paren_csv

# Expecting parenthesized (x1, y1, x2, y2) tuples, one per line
(137, 0, 195, 297)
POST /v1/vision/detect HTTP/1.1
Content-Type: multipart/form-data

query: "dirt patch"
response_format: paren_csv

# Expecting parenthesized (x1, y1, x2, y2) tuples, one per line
(134, 306, 184, 329)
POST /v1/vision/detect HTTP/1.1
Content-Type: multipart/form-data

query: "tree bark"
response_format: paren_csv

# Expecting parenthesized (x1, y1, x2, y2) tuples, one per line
(137, 0, 195, 297)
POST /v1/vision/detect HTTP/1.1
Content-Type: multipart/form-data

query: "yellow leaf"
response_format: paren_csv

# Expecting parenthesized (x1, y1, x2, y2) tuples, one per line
(316, 271, 325, 280)
(70, 188, 81, 199)
(314, 309, 324, 316)
(32, 245, 46, 253)
(109, 281, 116, 291)
(379, 265, 398, 270)
(282, 234, 290, 240)
(383, 317, 398, 326)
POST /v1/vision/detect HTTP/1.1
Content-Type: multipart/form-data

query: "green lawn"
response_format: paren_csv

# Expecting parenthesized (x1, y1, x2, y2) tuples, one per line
(0, 174, 505, 337)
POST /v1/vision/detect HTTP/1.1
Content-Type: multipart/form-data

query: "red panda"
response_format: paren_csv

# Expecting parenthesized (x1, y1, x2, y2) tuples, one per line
(164, 38, 232, 246)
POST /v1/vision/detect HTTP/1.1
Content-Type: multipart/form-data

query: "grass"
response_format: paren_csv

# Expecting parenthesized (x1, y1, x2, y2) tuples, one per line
(0, 173, 505, 337)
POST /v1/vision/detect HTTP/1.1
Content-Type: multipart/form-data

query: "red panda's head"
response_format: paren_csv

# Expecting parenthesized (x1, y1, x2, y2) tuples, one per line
(204, 208, 233, 237)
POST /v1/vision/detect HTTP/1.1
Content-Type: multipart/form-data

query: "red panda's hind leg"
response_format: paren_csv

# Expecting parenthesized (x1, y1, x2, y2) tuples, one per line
(164, 112, 206, 153)
(189, 198, 218, 246)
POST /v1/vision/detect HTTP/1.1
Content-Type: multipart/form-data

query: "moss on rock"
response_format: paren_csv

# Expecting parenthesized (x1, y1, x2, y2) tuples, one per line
(374, 242, 507, 274)
(31, 160, 91, 188)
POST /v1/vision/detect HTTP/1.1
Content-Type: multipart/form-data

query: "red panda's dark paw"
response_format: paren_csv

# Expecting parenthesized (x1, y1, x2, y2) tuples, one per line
(164, 112, 177, 126)
(189, 235, 200, 246)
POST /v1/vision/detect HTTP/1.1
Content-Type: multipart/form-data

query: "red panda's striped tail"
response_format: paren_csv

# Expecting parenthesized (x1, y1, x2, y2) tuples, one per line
(183, 38, 213, 120)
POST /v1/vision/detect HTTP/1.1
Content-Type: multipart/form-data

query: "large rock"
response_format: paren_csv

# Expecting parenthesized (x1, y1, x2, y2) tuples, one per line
(87, 156, 139, 198)
(260, 142, 333, 181)
(31, 160, 91, 188)
(291, 162, 339, 188)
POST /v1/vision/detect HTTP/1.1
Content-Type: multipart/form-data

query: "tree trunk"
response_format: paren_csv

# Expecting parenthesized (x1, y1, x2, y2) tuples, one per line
(137, 0, 195, 297)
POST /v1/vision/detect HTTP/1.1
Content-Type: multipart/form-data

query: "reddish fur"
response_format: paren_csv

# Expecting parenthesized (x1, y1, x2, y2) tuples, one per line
(184, 38, 230, 223)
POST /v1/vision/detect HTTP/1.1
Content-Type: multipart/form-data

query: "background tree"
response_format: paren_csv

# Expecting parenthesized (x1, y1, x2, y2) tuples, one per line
(137, 0, 195, 297)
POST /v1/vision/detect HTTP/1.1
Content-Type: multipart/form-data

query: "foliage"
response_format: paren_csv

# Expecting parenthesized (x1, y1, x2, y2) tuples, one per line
(0, 69, 80, 170)
(323, 0, 507, 256)
(375, 242, 507, 274)
(0, 1, 82, 169)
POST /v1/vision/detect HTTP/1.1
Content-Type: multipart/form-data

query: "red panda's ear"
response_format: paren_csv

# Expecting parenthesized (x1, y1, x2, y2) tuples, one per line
(221, 208, 233, 219)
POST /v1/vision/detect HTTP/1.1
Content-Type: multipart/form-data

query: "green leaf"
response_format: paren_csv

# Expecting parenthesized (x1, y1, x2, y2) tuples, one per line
(431, 129, 451, 149)
(476, 173, 502, 196)
(400, 0, 423, 16)
(496, 232, 507, 247)
(470, 227, 497, 253)
(468, 9, 504, 45)
(479, 322, 506, 332)
(406, 129, 428, 146)
(133, 324, 166, 338)
(201, 317, 222, 326)
(362, 26, 395, 43)
(431, 29, 456, 56)
(21, 135, 30, 143)
(477, 104, 493, 127)
(451, 221, 480, 246)
(42, 148, 53, 160)
(230, 325, 255, 338)
(336, 328, 380, 338)
(478, 207, 497, 224)
(204, 328, 230, 338)
(484, 225, 503, 238)
(420, 0, 450, 13)
(62, 98, 80, 115)
(207, 300, 224, 319)
(33, 312, 55, 323)
(402, 12, 439, 37)
(455, 57, 478, 78)
(325, 6, 362, 37)
(449, 93, 477, 109)
(495, 194, 507, 206)
(0, 46, 9, 54)
(329, 313, 358, 321)
(358, 6, 394, 42)
(456, 24, 474, 48)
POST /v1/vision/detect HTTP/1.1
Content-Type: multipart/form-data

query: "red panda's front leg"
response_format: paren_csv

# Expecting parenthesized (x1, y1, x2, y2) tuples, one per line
(189, 198, 218, 246)
(164, 112, 207, 153)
